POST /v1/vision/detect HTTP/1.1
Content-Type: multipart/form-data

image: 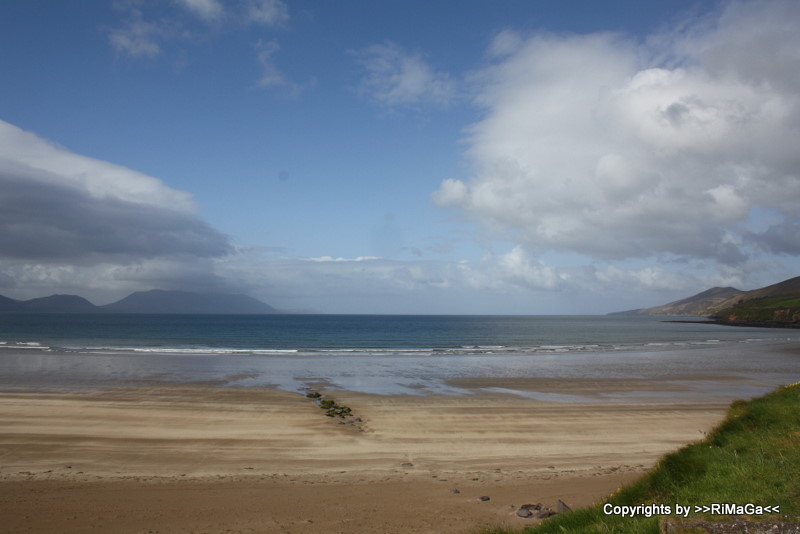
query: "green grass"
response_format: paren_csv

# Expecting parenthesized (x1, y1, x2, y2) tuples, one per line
(715, 296, 800, 323)
(478, 383, 800, 534)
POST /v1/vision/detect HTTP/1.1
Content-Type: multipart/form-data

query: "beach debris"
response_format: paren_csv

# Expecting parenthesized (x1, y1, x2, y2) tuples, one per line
(513, 503, 562, 520)
(516, 503, 543, 518)
(534, 509, 558, 519)
(450, 489, 461, 494)
(303, 391, 365, 430)
(556, 499, 572, 513)
(520, 503, 543, 511)
(478, 496, 491, 502)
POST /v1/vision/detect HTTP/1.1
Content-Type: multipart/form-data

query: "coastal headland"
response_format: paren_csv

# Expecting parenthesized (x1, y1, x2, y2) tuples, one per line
(0, 376, 731, 533)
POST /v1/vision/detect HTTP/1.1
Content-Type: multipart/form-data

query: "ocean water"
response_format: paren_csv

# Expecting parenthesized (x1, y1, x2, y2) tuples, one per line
(2, 313, 798, 354)
(1, 314, 799, 399)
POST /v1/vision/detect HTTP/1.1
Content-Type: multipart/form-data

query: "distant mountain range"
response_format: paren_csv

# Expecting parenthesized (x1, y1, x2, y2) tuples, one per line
(0, 289, 278, 315)
(611, 275, 800, 327)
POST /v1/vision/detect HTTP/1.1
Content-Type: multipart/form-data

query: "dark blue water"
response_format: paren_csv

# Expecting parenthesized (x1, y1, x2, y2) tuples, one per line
(1, 313, 797, 355)
(1, 314, 799, 398)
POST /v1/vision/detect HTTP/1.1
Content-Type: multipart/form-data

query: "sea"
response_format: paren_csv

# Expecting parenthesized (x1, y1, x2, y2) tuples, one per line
(1, 314, 799, 400)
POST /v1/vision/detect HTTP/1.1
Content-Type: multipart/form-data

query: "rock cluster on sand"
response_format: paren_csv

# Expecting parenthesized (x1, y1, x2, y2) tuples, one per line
(473, 493, 572, 521)
(304, 391, 366, 430)
(513, 499, 571, 520)
(515, 503, 555, 519)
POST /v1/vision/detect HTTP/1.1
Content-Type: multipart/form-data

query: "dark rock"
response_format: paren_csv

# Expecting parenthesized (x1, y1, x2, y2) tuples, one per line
(517, 508, 534, 518)
(534, 509, 558, 519)
(520, 503, 543, 511)
(478, 496, 491, 502)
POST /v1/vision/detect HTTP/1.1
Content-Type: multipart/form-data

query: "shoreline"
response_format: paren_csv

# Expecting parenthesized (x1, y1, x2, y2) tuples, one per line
(0, 381, 733, 533)
(664, 318, 800, 329)
(3, 341, 797, 533)
(3, 339, 799, 399)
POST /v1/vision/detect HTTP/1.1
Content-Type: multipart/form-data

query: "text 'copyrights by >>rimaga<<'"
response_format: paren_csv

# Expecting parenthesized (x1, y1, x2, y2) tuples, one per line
(603, 503, 782, 518)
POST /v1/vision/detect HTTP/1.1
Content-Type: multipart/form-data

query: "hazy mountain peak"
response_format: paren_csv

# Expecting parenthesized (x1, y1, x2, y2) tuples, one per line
(101, 289, 278, 314)
(0, 290, 278, 314)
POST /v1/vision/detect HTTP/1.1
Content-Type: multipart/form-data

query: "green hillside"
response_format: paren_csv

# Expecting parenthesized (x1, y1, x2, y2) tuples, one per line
(713, 295, 800, 326)
(613, 275, 800, 326)
(712, 276, 800, 327)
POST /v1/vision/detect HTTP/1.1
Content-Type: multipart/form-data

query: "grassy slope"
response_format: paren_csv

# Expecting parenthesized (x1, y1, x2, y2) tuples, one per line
(712, 276, 800, 325)
(480, 383, 800, 534)
(714, 296, 800, 324)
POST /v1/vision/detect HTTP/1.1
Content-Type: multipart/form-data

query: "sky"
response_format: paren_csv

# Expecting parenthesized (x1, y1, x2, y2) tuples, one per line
(1, 0, 800, 314)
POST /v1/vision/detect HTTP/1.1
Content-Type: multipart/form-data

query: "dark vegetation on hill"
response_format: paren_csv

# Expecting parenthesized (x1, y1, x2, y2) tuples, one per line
(612, 275, 800, 328)
(710, 276, 800, 328)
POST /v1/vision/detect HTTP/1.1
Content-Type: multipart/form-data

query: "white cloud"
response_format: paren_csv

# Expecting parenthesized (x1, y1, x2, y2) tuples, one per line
(216, 247, 573, 311)
(254, 40, 290, 88)
(434, 0, 800, 266)
(108, 0, 290, 60)
(590, 265, 694, 292)
(176, 0, 224, 21)
(252, 40, 308, 97)
(497, 246, 565, 290)
(306, 256, 380, 262)
(107, 12, 168, 57)
(244, 0, 289, 26)
(486, 29, 524, 59)
(355, 41, 456, 107)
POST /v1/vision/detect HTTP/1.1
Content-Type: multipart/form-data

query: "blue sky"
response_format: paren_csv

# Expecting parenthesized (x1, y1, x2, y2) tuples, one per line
(1, 0, 800, 314)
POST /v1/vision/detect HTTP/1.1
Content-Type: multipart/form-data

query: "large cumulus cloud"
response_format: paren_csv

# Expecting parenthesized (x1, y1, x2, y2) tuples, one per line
(434, 0, 800, 266)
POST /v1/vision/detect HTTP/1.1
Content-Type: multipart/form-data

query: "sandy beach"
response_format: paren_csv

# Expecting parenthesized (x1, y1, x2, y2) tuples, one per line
(0, 380, 730, 534)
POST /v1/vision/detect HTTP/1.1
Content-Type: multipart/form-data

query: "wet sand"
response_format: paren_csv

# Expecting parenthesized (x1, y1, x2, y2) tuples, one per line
(0, 381, 731, 533)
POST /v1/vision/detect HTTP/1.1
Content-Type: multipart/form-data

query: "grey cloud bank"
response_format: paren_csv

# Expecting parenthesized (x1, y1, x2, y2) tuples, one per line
(0, 120, 233, 301)
(0, 120, 231, 262)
